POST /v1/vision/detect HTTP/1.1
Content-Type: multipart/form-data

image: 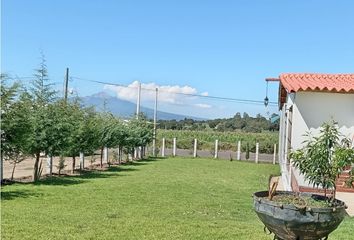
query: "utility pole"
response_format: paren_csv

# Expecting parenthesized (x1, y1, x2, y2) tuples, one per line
(152, 88, 158, 157)
(136, 81, 141, 119)
(134, 81, 141, 159)
(64, 68, 69, 103)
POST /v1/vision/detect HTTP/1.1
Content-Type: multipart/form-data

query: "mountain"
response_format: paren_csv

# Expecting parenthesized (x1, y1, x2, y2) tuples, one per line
(80, 92, 206, 120)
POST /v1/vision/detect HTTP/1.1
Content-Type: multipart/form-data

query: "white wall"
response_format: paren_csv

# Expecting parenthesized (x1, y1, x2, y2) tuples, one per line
(291, 92, 354, 150)
(289, 92, 354, 187)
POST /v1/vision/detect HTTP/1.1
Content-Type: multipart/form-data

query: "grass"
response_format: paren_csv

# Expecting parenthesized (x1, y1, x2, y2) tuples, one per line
(1, 157, 353, 240)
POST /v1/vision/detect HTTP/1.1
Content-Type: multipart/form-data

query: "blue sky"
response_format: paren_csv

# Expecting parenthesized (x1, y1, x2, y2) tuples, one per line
(2, 0, 354, 119)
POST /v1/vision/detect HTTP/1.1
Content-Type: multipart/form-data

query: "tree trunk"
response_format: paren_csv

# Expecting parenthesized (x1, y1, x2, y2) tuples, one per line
(119, 147, 122, 164)
(72, 156, 76, 173)
(140, 146, 143, 159)
(0, 151, 3, 183)
(100, 147, 103, 168)
(33, 152, 40, 181)
(11, 162, 17, 181)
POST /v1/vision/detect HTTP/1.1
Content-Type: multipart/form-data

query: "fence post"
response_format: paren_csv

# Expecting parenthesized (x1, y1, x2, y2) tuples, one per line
(104, 147, 108, 164)
(237, 141, 241, 160)
(193, 138, 198, 158)
(173, 138, 177, 157)
(79, 152, 84, 170)
(255, 143, 259, 163)
(46, 155, 53, 175)
(0, 155, 3, 182)
(117, 147, 120, 162)
(139, 146, 143, 159)
(273, 144, 277, 164)
(118, 146, 122, 163)
(214, 139, 219, 159)
(162, 138, 165, 157)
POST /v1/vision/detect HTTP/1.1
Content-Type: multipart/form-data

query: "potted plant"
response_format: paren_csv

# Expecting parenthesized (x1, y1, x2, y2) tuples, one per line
(253, 121, 354, 240)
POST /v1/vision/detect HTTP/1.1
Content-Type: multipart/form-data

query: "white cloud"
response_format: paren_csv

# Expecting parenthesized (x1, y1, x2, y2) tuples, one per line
(194, 103, 212, 109)
(104, 81, 205, 105)
(103, 81, 140, 102)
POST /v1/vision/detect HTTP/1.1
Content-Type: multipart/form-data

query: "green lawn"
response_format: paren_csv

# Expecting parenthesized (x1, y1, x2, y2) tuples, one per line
(1, 157, 353, 240)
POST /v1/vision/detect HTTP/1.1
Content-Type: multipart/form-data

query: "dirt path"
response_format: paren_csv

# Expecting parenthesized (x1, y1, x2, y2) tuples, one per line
(3, 149, 276, 180)
(3, 155, 104, 180)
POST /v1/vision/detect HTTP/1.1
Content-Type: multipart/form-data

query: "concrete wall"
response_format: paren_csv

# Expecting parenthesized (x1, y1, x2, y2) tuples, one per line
(289, 92, 354, 187)
(291, 92, 354, 149)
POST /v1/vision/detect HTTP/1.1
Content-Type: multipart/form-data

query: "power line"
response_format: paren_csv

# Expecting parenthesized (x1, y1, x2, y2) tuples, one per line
(71, 76, 278, 106)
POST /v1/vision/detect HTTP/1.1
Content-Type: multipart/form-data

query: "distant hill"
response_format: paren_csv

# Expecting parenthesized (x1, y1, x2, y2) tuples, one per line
(80, 92, 205, 120)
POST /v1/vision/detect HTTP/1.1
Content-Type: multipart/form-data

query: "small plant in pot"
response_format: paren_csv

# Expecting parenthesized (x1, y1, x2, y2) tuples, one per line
(253, 121, 354, 240)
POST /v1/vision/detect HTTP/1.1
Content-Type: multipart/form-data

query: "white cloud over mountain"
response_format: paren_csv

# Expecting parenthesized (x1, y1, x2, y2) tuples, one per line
(104, 81, 211, 108)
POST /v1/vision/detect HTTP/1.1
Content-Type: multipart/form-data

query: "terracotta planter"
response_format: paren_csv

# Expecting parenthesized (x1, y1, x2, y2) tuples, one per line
(253, 191, 347, 240)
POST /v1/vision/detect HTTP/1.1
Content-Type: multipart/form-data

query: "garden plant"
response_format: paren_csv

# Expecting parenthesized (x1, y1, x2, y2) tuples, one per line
(253, 121, 354, 240)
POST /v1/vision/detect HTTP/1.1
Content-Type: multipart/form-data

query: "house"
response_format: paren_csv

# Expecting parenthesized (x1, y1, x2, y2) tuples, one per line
(267, 73, 354, 192)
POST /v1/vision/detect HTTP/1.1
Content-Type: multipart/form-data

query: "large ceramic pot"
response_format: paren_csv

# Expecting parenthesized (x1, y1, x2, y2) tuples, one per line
(253, 191, 347, 240)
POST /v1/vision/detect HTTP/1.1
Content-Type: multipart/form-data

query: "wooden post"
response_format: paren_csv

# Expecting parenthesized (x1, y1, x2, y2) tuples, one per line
(193, 139, 197, 158)
(273, 144, 277, 165)
(237, 141, 241, 160)
(214, 140, 219, 159)
(104, 147, 108, 164)
(173, 138, 177, 157)
(64, 68, 69, 103)
(46, 155, 53, 175)
(255, 143, 259, 163)
(162, 138, 165, 157)
(80, 152, 84, 170)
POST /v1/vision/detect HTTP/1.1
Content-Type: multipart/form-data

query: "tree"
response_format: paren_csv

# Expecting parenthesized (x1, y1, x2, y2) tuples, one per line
(61, 100, 88, 172)
(110, 117, 128, 164)
(26, 55, 58, 181)
(128, 116, 153, 158)
(0, 74, 30, 181)
(1, 88, 32, 181)
(95, 112, 120, 167)
(291, 121, 354, 198)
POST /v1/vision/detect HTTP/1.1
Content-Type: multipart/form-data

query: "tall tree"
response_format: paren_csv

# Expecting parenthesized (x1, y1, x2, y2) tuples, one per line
(26, 54, 58, 181)
(1, 74, 24, 181)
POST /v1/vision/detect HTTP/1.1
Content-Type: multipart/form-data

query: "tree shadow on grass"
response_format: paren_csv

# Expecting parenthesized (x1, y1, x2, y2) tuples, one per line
(125, 157, 160, 166)
(1, 189, 43, 201)
(3, 157, 160, 188)
(33, 176, 86, 186)
(32, 164, 140, 186)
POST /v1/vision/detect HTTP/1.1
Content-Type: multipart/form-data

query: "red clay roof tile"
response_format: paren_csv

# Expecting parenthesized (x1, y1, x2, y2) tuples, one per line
(279, 73, 354, 93)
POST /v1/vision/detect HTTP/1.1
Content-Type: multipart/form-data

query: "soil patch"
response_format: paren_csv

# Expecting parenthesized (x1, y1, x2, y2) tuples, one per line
(262, 193, 334, 208)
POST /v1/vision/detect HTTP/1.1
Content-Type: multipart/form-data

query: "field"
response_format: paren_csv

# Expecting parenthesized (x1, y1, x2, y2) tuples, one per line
(2, 157, 353, 240)
(156, 129, 279, 153)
